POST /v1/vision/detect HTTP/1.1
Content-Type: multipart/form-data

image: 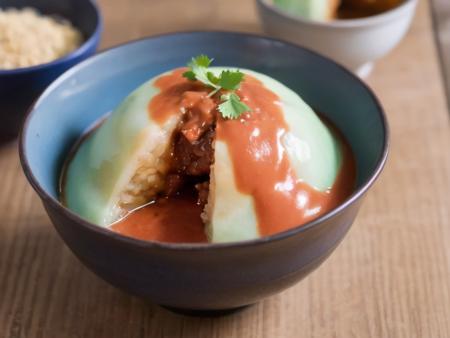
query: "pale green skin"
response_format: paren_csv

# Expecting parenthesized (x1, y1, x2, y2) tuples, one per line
(65, 67, 342, 242)
(209, 69, 341, 242)
(65, 77, 179, 226)
(273, 0, 334, 20)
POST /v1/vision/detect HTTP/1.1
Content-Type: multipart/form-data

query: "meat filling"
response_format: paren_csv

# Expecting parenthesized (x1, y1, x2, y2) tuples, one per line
(162, 96, 217, 205)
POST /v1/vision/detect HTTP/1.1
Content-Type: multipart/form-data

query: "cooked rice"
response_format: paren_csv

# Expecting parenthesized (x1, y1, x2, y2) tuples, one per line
(118, 141, 170, 212)
(0, 7, 83, 70)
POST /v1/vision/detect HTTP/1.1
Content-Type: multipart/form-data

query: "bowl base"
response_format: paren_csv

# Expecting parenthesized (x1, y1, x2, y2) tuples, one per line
(161, 304, 251, 317)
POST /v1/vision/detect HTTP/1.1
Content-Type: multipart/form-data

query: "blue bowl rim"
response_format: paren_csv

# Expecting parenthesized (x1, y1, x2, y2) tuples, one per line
(0, 0, 102, 75)
(19, 30, 389, 251)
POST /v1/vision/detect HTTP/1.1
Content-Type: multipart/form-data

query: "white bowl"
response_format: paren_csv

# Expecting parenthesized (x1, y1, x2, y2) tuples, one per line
(256, 0, 418, 77)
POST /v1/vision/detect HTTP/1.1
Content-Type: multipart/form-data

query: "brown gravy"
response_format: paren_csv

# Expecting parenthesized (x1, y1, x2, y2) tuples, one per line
(337, 0, 404, 19)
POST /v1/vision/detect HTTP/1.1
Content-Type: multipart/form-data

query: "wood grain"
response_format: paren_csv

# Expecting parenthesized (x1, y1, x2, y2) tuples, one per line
(1, 0, 450, 337)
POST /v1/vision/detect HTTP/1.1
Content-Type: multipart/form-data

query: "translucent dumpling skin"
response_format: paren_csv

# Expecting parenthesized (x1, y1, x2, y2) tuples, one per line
(64, 75, 179, 226)
(273, 0, 340, 20)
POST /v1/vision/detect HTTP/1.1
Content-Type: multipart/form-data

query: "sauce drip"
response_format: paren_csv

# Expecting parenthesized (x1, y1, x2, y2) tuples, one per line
(113, 68, 355, 242)
(149, 68, 215, 142)
(111, 193, 207, 243)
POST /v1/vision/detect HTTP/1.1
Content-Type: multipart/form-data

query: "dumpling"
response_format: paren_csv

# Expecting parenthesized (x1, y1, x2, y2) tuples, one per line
(63, 64, 353, 243)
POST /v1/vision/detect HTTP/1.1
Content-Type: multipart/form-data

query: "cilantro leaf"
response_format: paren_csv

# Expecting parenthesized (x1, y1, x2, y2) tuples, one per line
(218, 70, 244, 90)
(207, 71, 220, 85)
(184, 55, 217, 87)
(183, 55, 249, 119)
(218, 93, 251, 119)
(183, 70, 196, 81)
(191, 54, 212, 68)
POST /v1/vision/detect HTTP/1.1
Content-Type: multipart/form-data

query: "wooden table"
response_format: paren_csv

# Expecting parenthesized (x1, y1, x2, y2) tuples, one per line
(1, 0, 449, 337)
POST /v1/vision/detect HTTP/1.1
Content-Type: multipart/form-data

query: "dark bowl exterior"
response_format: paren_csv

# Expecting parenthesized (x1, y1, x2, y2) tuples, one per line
(20, 32, 388, 313)
(42, 197, 362, 310)
(0, 0, 101, 143)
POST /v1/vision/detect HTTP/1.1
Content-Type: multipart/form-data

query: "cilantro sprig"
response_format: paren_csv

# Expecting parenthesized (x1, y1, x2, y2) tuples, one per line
(183, 55, 251, 119)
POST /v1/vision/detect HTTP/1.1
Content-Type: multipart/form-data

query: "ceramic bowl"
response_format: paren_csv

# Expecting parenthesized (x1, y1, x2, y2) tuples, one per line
(256, 0, 418, 77)
(0, 0, 102, 143)
(20, 32, 388, 316)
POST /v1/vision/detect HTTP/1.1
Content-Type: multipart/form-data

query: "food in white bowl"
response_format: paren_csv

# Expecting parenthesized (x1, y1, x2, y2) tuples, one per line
(62, 55, 355, 244)
(273, 0, 405, 21)
(257, 0, 418, 77)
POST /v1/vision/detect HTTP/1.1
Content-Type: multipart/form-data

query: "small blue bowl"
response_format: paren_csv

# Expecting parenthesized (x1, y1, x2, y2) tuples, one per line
(20, 32, 388, 315)
(0, 0, 102, 142)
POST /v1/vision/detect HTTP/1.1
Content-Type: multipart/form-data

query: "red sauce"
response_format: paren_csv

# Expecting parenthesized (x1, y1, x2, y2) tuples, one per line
(112, 68, 355, 242)
(111, 193, 207, 243)
(149, 69, 216, 142)
(216, 76, 355, 236)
